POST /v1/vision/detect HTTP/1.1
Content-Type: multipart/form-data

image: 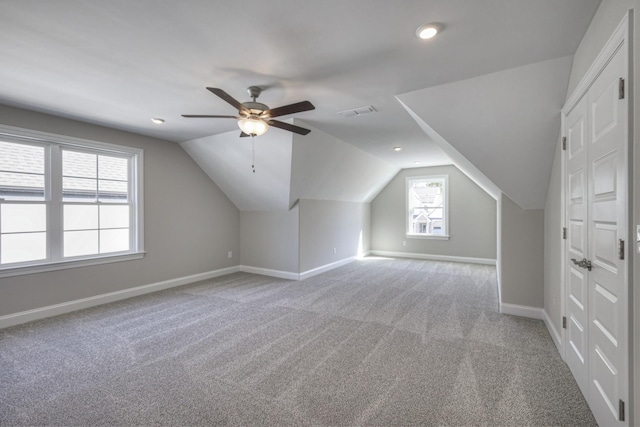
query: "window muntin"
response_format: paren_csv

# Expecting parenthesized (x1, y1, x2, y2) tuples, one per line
(61, 148, 131, 258)
(62, 150, 129, 202)
(407, 175, 448, 237)
(0, 128, 143, 274)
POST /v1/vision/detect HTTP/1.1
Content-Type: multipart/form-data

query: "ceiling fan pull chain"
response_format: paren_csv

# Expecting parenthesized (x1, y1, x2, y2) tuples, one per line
(251, 135, 256, 173)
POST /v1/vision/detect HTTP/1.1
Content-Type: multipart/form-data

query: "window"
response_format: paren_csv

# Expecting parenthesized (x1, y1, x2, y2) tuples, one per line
(406, 175, 448, 239)
(0, 125, 143, 276)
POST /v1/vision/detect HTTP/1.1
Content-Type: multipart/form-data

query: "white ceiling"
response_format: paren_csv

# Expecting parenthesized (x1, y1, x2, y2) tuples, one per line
(0, 1, 599, 191)
(398, 56, 574, 209)
(180, 120, 399, 211)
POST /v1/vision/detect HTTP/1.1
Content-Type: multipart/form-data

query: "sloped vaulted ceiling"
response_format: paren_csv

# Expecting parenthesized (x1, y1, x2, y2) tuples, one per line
(397, 56, 574, 209)
(180, 120, 399, 211)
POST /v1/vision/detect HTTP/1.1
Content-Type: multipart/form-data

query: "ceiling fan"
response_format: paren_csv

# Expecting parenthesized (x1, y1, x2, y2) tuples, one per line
(182, 86, 315, 137)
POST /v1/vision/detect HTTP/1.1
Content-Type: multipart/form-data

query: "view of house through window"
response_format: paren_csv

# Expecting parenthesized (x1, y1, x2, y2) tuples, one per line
(407, 175, 448, 237)
(0, 133, 142, 270)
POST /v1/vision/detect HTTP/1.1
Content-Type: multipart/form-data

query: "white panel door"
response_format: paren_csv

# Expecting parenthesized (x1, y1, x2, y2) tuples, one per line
(586, 44, 628, 427)
(564, 40, 628, 427)
(564, 93, 589, 397)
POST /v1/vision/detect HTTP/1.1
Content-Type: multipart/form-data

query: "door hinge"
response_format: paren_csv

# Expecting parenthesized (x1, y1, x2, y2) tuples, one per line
(619, 399, 625, 421)
(562, 316, 567, 329)
(619, 78, 625, 99)
(618, 239, 625, 260)
(562, 136, 566, 150)
(562, 227, 567, 239)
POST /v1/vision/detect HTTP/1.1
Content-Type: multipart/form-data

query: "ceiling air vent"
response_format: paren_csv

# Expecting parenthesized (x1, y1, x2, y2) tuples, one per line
(338, 105, 377, 118)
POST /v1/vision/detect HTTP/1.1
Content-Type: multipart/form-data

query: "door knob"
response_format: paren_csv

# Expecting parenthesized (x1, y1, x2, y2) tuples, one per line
(570, 258, 592, 271)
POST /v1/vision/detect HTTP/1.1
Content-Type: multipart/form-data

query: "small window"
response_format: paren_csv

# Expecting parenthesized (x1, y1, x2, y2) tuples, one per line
(406, 175, 449, 238)
(0, 126, 144, 277)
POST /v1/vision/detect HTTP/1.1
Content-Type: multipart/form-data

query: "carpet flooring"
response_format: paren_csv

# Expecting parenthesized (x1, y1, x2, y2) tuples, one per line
(0, 257, 596, 426)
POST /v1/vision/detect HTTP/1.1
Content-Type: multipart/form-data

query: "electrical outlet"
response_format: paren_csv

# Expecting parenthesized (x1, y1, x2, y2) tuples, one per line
(333, 247, 337, 254)
(402, 241, 407, 247)
(228, 251, 233, 259)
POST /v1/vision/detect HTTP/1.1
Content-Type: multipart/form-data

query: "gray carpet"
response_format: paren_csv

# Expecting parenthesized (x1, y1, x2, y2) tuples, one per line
(0, 257, 596, 426)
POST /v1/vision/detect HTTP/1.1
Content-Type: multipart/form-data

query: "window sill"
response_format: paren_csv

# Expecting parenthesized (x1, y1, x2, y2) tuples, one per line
(0, 252, 146, 278)
(406, 234, 450, 241)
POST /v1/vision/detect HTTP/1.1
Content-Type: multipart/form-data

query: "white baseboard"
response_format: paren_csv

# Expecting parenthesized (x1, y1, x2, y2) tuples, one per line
(500, 303, 544, 320)
(299, 256, 358, 280)
(0, 266, 240, 330)
(543, 309, 563, 353)
(240, 254, 366, 282)
(370, 250, 496, 266)
(239, 265, 299, 281)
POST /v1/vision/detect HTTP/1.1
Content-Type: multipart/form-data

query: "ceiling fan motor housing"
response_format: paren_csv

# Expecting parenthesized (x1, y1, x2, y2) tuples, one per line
(244, 87, 268, 116)
(242, 101, 269, 116)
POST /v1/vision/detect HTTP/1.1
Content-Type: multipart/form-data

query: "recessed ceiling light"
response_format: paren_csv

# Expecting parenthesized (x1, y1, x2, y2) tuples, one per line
(414, 161, 421, 165)
(393, 146, 402, 152)
(416, 23, 442, 40)
(151, 118, 165, 125)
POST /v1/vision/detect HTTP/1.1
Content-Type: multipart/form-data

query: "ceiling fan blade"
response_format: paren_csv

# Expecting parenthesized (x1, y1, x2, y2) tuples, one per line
(267, 120, 311, 135)
(239, 132, 250, 137)
(206, 87, 249, 114)
(261, 101, 315, 119)
(181, 114, 239, 118)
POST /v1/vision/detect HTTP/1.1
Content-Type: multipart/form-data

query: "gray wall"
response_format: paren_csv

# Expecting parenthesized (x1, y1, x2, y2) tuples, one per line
(299, 199, 370, 272)
(240, 206, 299, 273)
(371, 165, 497, 260)
(0, 104, 240, 317)
(501, 194, 544, 308)
(239, 200, 370, 275)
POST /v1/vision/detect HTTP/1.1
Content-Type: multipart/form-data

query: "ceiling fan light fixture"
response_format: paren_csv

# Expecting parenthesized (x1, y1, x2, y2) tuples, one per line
(238, 117, 269, 136)
(416, 23, 442, 39)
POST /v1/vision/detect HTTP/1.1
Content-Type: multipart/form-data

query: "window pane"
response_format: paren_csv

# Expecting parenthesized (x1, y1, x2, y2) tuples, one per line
(0, 171, 45, 200)
(99, 156, 128, 181)
(0, 140, 45, 201)
(99, 180, 128, 202)
(1, 204, 46, 233)
(1, 232, 46, 264)
(100, 205, 129, 229)
(64, 205, 98, 231)
(64, 230, 98, 257)
(100, 229, 129, 253)
(0, 141, 44, 174)
(63, 177, 97, 201)
(408, 177, 446, 235)
(63, 151, 96, 178)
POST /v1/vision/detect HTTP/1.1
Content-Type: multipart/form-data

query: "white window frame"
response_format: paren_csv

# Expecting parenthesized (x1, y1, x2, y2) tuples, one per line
(0, 124, 144, 278)
(406, 174, 449, 240)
